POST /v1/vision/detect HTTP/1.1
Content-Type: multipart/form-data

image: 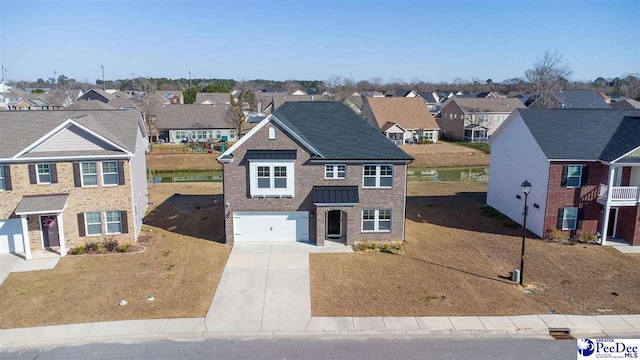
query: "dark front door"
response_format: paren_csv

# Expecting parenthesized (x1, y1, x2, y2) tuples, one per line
(327, 210, 342, 238)
(41, 215, 60, 247)
(607, 208, 617, 238)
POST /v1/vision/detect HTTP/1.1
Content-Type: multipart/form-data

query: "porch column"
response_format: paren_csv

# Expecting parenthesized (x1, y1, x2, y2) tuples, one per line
(601, 166, 617, 245)
(20, 215, 32, 260)
(56, 212, 66, 256)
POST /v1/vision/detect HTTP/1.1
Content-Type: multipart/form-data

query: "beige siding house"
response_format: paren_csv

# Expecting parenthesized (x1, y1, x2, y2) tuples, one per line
(0, 110, 148, 259)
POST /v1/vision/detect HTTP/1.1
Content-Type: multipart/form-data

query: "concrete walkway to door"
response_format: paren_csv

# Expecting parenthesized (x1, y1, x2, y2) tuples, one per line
(205, 242, 352, 332)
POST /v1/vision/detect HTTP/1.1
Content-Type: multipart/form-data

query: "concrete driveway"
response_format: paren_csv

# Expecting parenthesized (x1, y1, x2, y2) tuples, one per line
(205, 242, 351, 332)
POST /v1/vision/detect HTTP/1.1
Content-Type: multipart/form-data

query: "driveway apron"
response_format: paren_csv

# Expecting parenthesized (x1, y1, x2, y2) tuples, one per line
(205, 242, 350, 332)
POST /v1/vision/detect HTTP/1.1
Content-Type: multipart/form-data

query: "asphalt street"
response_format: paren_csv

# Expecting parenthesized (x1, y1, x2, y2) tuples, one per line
(0, 336, 576, 360)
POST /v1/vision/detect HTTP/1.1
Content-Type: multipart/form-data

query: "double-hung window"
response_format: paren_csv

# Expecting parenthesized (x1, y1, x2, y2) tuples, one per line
(325, 164, 346, 179)
(85, 212, 102, 236)
(37, 163, 51, 184)
(102, 161, 118, 186)
(105, 211, 122, 234)
(561, 207, 578, 230)
(362, 209, 392, 232)
(566, 165, 582, 188)
(250, 162, 294, 197)
(363, 165, 393, 188)
(81, 162, 98, 186)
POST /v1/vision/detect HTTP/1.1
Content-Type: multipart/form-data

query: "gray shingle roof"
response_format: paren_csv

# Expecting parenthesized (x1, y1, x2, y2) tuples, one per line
(519, 109, 640, 162)
(153, 104, 233, 130)
(272, 102, 413, 161)
(15, 194, 69, 214)
(0, 110, 142, 158)
(417, 92, 438, 103)
(245, 150, 297, 160)
(551, 90, 611, 109)
(195, 92, 231, 104)
(313, 186, 359, 205)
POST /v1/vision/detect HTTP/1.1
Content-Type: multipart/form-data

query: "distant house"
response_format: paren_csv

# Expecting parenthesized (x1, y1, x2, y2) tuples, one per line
(154, 90, 184, 105)
(343, 95, 365, 115)
(77, 89, 115, 103)
(610, 98, 640, 110)
(438, 97, 526, 142)
(255, 92, 330, 115)
(13, 92, 74, 110)
(154, 104, 237, 143)
(362, 97, 440, 145)
(476, 91, 506, 99)
(487, 109, 640, 246)
(507, 91, 535, 106)
(529, 89, 611, 109)
(195, 92, 231, 105)
(416, 91, 442, 115)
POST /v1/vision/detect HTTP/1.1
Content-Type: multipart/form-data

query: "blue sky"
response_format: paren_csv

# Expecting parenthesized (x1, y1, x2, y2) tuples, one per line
(0, 0, 638, 83)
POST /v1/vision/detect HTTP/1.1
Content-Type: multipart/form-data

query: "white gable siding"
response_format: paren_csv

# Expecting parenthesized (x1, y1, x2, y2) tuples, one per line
(129, 125, 148, 239)
(31, 126, 119, 153)
(487, 115, 549, 237)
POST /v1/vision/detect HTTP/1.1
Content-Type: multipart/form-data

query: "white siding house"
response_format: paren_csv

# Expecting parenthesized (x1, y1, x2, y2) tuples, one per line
(487, 111, 550, 237)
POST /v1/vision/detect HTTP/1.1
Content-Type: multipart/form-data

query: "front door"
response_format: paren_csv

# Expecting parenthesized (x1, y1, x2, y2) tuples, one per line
(607, 208, 618, 238)
(41, 215, 60, 247)
(326, 210, 342, 239)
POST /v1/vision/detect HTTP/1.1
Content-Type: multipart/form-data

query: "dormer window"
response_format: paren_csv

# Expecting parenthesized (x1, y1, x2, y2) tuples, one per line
(269, 127, 277, 139)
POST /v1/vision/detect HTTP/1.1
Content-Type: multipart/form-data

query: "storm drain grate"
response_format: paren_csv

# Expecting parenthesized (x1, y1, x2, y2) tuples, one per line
(549, 327, 574, 340)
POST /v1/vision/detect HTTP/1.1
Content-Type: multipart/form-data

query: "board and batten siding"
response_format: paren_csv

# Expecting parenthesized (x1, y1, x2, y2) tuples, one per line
(31, 126, 119, 152)
(487, 114, 550, 237)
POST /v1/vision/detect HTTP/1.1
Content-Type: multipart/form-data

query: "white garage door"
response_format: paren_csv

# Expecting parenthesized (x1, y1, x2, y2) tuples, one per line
(233, 211, 309, 242)
(0, 219, 25, 254)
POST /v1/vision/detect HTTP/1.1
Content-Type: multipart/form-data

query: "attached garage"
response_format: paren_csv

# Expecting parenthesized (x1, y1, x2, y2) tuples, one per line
(233, 211, 309, 242)
(0, 219, 25, 254)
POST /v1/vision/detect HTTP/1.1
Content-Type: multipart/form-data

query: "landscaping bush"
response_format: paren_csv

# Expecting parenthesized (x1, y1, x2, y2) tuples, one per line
(70, 245, 86, 255)
(576, 232, 599, 244)
(353, 241, 404, 255)
(118, 243, 133, 252)
(103, 238, 119, 252)
(70, 239, 137, 255)
(545, 228, 567, 242)
(84, 240, 102, 253)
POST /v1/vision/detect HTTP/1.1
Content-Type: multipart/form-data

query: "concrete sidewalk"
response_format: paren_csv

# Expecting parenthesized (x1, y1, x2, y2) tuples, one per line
(2, 314, 640, 350)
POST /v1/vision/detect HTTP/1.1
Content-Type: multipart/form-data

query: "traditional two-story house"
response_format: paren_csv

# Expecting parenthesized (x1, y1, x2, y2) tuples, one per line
(487, 109, 640, 246)
(0, 110, 148, 258)
(217, 102, 413, 246)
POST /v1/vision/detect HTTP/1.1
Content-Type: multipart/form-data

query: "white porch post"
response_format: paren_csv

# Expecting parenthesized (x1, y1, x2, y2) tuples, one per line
(601, 166, 617, 245)
(20, 215, 32, 260)
(56, 212, 66, 256)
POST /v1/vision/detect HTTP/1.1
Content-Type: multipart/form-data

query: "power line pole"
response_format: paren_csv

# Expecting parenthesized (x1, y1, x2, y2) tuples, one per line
(132, 73, 135, 92)
(189, 71, 192, 89)
(101, 65, 105, 90)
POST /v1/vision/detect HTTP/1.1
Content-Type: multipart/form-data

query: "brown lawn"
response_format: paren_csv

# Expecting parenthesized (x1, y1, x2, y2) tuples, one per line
(401, 143, 489, 168)
(0, 183, 230, 329)
(310, 181, 640, 317)
(146, 153, 222, 172)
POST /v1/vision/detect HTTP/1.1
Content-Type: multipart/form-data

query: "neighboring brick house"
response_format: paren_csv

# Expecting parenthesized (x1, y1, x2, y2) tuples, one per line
(0, 110, 149, 258)
(154, 90, 184, 104)
(487, 109, 640, 246)
(217, 102, 413, 246)
(361, 97, 440, 145)
(438, 97, 526, 142)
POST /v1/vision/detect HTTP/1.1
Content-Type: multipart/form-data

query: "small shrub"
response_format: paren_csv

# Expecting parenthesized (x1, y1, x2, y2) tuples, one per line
(118, 243, 133, 253)
(577, 232, 598, 244)
(380, 243, 392, 253)
(368, 242, 378, 250)
(71, 246, 86, 255)
(103, 238, 119, 252)
(545, 228, 567, 242)
(353, 242, 369, 252)
(84, 240, 101, 253)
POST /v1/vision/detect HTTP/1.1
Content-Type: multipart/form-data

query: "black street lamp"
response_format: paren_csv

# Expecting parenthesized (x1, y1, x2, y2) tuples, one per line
(520, 180, 532, 286)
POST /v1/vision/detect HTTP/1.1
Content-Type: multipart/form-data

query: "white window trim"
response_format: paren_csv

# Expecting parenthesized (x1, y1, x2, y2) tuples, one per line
(268, 127, 277, 139)
(0, 166, 5, 191)
(566, 165, 583, 188)
(561, 207, 578, 230)
(80, 161, 99, 187)
(85, 212, 102, 236)
(248, 160, 295, 197)
(361, 209, 392, 233)
(362, 164, 393, 189)
(101, 161, 119, 187)
(325, 164, 346, 179)
(36, 163, 51, 184)
(104, 211, 123, 235)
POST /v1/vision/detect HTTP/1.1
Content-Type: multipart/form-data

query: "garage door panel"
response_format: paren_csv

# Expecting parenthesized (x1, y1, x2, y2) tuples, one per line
(0, 219, 25, 253)
(234, 212, 309, 242)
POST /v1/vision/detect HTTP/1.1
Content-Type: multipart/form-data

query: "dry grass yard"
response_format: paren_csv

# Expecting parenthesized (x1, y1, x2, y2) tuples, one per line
(310, 181, 640, 317)
(400, 143, 490, 168)
(0, 183, 229, 329)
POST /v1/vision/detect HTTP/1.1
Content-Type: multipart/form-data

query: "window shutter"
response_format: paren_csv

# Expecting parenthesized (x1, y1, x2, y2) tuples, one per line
(117, 161, 125, 185)
(50, 163, 58, 183)
(120, 210, 129, 234)
(3, 165, 12, 190)
(77, 213, 86, 237)
(557, 208, 564, 229)
(581, 165, 588, 187)
(577, 208, 584, 230)
(560, 165, 568, 186)
(73, 163, 81, 187)
(28, 164, 37, 184)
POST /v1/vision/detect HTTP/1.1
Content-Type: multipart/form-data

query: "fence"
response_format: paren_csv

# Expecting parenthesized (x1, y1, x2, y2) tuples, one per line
(440, 134, 491, 154)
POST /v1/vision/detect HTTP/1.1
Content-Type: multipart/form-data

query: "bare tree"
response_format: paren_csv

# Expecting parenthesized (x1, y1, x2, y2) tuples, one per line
(224, 106, 245, 138)
(525, 50, 573, 108)
(137, 77, 160, 142)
